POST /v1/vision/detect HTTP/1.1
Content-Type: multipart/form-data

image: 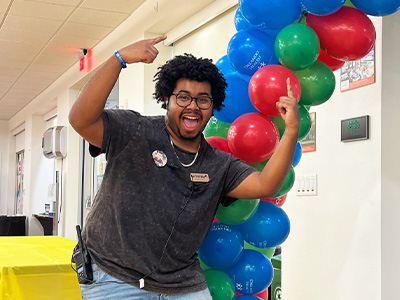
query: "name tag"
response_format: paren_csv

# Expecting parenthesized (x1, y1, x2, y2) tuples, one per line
(190, 173, 210, 182)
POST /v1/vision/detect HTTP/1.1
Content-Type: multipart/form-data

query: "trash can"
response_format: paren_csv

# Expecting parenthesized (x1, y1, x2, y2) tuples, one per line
(270, 254, 281, 300)
(0, 215, 26, 236)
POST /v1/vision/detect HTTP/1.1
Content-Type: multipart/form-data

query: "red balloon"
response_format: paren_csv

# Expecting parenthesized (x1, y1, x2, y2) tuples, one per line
(206, 136, 231, 153)
(227, 113, 280, 163)
(249, 65, 301, 117)
(255, 288, 269, 300)
(306, 6, 376, 61)
(317, 48, 345, 71)
(261, 194, 288, 207)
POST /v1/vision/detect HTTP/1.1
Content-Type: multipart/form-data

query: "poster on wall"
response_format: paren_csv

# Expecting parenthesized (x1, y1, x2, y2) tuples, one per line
(300, 112, 316, 153)
(340, 45, 375, 92)
(16, 151, 24, 214)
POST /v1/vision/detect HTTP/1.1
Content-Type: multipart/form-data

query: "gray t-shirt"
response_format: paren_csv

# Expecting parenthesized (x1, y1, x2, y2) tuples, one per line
(83, 109, 255, 294)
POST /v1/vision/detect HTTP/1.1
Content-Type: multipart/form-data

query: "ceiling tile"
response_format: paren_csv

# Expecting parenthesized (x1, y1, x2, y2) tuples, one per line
(14, 73, 54, 83)
(81, 0, 146, 14)
(0, 27, 54, 45)
(10, 0, 75, 21)
(30, 0, 81, 6)
(0, 102, 26, 109)
(34, 53, 77, 66)
(12, 81, 49, 91)
(6, 88, 41, 97)
(0, 75, 20, 83)
(16, 75, 54, 85)
(23, 70, 61, 81)
(2, 94, 33, 103)
(0, 48, 39, 62)
(28, 62, 71, 73)
(0, 81, 13, 90)
(0, 111, 19, 119)
(0, 39, 43, 56)
(58, 21, 114, 40)
(49, 34, 100, 51)
(3, 14, 63, 34)
(0, 68, 24, 77)
(0, 0, 12, 14)
(0, 57, 30, 69)
(69, 7, 128, 27)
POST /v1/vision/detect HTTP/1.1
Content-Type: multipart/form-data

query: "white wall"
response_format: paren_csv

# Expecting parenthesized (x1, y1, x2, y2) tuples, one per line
(381, 13, 400, 300)
(282, 17, 383, 300)
(27, 115, 54, 235)
(0, 120, 9, 214)
(173, 7, 236, 62)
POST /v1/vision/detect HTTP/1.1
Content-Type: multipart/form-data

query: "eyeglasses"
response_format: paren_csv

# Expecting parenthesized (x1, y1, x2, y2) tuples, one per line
(170, 92, 213, 110)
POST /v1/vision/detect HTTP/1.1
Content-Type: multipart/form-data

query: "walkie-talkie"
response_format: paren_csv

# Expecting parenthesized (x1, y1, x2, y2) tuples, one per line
(73, 225, 93, 284)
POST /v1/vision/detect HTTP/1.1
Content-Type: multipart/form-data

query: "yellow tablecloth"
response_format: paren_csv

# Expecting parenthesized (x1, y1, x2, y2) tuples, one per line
(0, 236, 81, 300)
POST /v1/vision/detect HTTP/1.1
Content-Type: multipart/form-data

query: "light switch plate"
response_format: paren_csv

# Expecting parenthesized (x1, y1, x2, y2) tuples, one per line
(296, 174, 317, 196)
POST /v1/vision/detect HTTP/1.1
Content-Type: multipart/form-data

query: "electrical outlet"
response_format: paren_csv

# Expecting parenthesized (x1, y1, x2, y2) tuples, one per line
(296, 174, 317, 196)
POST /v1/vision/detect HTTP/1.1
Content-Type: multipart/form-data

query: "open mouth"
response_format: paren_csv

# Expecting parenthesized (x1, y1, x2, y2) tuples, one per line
(182, 115, 201, 132)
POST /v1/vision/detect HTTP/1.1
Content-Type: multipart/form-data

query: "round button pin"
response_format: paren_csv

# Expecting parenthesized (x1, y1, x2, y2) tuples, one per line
(152, 150, 167, 167)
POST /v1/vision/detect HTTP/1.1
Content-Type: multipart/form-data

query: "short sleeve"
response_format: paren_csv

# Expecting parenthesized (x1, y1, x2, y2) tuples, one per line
(220, 157, 256, 206)
(88, 109, 142, 158)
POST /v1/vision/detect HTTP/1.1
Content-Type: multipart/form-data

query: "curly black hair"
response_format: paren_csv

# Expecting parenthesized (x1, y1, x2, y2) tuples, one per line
(153, 54, 227, 111)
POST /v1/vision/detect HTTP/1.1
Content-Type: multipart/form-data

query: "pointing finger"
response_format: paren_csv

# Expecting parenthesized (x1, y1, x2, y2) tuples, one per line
(151, 35, 167, 45)
(286, 77, 295, 98)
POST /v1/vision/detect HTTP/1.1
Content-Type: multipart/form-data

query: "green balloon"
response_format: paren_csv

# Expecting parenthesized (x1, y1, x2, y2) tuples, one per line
(204, 116, 231, 138)
(216, 199, 260, 225)
(273, 167, 295, 197)
(344, 0, 356, 8)
(295, 60, 336, 107)
(298, 14, 307, 25)
(204, 269, 235, 300)
(298, 105, 312, 141)
(244, 241, 276, 259)
(199, 257, 211, 271)
(275, 23, 320, 71)
(270, 116, 285, 139)
(247, 159, 269, 172)
(270, 105, 311, 141)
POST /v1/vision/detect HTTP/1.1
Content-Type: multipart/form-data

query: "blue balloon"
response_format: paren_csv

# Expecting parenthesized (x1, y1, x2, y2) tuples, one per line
(216, 55, 251, 82)
(214, 74, 258, 124)
(237, 201, 290, 248)
(239, 0, 303, 30)
(301, 0, 345, 15)
(236, 295, 263, 300)
(198, 223, 244, 271)
(234, 9, 281, 38)
(234, 8, 255, 32)
(227, 29, 277, 77)
(292, 142, 302, 167)
(351, 0, 400, 16)
(227, 249, 273, 294)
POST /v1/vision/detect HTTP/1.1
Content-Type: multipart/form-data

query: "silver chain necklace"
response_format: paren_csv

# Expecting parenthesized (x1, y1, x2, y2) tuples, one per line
(170, 138, 200, 167)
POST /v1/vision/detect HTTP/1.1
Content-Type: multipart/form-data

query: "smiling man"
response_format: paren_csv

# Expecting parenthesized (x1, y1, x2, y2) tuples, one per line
(69, 36, 299, 300)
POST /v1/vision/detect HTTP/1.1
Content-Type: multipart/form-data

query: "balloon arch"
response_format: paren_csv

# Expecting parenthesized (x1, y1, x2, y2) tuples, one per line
(201, 1, 400, 299)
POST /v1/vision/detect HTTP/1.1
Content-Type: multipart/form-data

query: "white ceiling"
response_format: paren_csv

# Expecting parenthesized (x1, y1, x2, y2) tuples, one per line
(0, 0, 215, 121)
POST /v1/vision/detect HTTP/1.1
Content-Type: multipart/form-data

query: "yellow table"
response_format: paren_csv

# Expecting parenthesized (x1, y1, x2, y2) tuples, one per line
(0, 236, 81, 300)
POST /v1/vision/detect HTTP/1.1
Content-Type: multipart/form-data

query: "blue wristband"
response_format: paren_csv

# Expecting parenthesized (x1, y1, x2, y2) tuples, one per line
(114, 50, 127, 68)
